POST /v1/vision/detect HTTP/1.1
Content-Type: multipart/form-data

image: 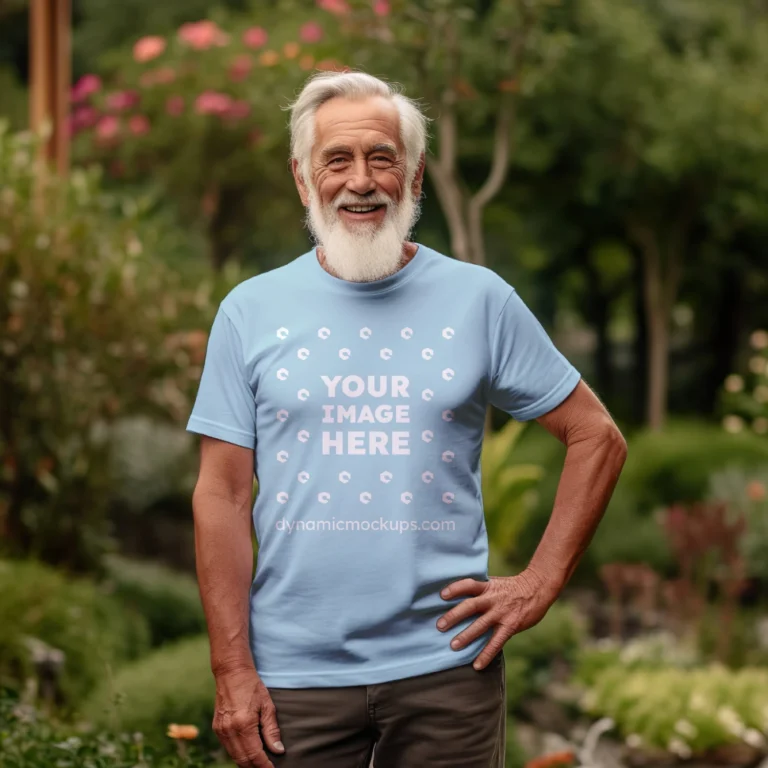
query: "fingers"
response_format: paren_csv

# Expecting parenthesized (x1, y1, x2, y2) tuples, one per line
(436, 595, 482, 632)
(259, 697, 285, 756)
(441, 577, 488, 600)
(471, 628, 508, 670)
(445, 612, 499, 652)
(214, 710, 276, 768)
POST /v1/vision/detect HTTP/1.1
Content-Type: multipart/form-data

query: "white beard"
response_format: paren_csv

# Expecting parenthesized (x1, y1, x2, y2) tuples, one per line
(304, 184, 421, 282)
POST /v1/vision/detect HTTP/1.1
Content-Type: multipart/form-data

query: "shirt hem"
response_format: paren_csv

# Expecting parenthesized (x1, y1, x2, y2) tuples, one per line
(253, 643, 485, 688)
(510, 368, 582, 422)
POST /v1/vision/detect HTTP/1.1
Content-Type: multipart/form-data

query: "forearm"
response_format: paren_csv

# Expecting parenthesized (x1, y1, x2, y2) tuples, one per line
(526, 424, 627, 597)
(193, 487, 255, 675)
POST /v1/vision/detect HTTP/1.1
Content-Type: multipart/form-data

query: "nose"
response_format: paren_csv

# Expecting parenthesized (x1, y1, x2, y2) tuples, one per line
(345, 156, 376, 196)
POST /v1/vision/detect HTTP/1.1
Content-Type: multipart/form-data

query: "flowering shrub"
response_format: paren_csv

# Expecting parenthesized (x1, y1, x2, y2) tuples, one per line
(708, 466, 768, 581)
(69, 6, 350, 269)
(0, 124, 236, 571)
(0, 685, 214, 767)
(0, 558, 150, 709)
(577, 663, 768, 758)
(721, 329, 768, 437)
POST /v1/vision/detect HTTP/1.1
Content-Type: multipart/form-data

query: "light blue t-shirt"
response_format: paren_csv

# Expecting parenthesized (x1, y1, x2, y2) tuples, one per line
(186, 243, 581, 688)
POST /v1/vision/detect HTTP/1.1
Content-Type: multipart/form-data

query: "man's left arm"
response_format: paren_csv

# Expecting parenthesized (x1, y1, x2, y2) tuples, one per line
(525, 378, 627, 598)
(437, 379, 627, 669)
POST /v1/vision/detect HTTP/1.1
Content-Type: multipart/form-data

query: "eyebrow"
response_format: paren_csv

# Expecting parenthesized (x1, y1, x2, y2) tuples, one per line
(319, 143, 398, 161)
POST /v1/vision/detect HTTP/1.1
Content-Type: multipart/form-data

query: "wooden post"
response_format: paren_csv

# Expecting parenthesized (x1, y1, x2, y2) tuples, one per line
(29, 0, 71, 178)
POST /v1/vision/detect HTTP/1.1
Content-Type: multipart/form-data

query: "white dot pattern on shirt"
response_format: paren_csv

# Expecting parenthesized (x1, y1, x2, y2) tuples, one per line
(273, 324, 458, 507)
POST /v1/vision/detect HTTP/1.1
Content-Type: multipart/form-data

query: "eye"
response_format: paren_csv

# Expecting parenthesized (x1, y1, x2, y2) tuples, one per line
(328, 157, 346, 166)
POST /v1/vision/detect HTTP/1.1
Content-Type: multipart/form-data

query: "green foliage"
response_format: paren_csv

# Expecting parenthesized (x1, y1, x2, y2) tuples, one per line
(0, 559, 150, 711)
(618, 421, 768, 510)
(720, 329, 768, 436)
(0, 686, 215, 767)
(107, 416, 198, 514)
(71, 1, 347, 267)
(482, 419, 543, 562)
(588, 483, 672, 573)
(578, 662, 768, 755)
(102, 555, 206, 648)
(707, 466, 768, 581)
(0, 124, 236, 571)
(503, 601, 586, 710)
(81, 634, 218, 750)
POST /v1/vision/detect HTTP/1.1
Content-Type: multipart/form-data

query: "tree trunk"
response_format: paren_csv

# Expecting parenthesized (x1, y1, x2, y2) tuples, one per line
(632, 251, 648, 425)
(629, 218, 688, 432)
(646, 300, 671, 432)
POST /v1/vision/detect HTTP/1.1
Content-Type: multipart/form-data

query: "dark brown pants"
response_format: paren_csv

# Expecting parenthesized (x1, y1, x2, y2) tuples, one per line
(266, 651, 506, 768)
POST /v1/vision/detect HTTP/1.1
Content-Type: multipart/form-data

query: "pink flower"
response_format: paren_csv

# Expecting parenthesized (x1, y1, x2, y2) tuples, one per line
(165, 95, 185, 116)
(128, 114, 151, 135)
(221, 99, 251, 123)
(140, 66, 176, 87)
(242, 26, 268, 48)
(317, 0, 351, 15)
(178, 20, 229, 50)
(95, 115, 120, 141)
(69, 105, 99, 135)
(133, 35, 166, 63)
(71, 74, 101, 103)
(299, 22, 324, 43)
(105, 89, 140, 111)
(229, 54, 253, 82)
(373, 0, 390, 16)
(195, 91, 233, 115)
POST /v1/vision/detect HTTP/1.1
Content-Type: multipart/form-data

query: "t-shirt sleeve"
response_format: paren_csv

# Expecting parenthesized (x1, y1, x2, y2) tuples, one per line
(186, 306, 257, 449)
(488, 288, 581, 421)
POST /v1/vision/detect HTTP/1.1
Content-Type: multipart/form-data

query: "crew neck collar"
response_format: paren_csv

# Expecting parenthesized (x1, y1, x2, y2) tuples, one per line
(308, 243, 429, 294)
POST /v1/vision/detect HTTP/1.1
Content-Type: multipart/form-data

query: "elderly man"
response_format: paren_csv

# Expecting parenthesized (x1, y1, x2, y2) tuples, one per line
(186, 70, 627, 768)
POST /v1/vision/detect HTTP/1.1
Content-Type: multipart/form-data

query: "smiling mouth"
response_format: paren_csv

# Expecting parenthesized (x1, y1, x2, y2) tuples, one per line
(340, 204, 385, 213)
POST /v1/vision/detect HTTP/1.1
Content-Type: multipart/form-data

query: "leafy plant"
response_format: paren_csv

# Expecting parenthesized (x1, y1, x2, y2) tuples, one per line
(0, 685, 217, 767)
(481, 418, 543, 563)
(102, 554, 206, 648)
(71, 2, 347, 269)
(0, 123, 239, 571)
(577, 662, 768, 757)
(80, 633, 218, 750)
(0, 558, 150, 712)
(720, 329, 768, 437)
(708, 465, 768, 581)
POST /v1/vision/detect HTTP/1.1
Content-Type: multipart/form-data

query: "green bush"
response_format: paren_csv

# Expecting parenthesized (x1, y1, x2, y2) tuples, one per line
(482, 419, 543, 563)
(0, 122, 238, 573)
(102, 554, 206, 648)
(619, 420, 768, 510)
(81, 634, 217, 750)
(0, 558, 150, 710)
(588, 483, 672, 573)
(503, 601, 586, 711)
(0, 685, 216, 767)
(578, 662, 768, 755)
(515, 420, 768, 582)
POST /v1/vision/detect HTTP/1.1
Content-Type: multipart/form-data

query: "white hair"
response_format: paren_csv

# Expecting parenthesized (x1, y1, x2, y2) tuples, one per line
(285, 70, 430, 188)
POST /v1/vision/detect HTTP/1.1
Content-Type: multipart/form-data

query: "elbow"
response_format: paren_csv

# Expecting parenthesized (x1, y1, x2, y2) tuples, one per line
(606, 423, 628, 469)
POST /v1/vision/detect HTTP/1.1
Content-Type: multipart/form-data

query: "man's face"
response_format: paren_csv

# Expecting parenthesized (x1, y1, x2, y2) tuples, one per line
(293, 95, 424, 282)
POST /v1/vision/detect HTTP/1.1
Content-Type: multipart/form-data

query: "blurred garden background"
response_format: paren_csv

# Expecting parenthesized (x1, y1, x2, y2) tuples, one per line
(2, 0, 768, 766)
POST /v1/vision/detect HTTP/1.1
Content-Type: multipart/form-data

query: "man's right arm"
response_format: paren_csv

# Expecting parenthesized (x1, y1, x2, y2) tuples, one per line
(193, 435, 285, 765)
(193, 435, 256, 675)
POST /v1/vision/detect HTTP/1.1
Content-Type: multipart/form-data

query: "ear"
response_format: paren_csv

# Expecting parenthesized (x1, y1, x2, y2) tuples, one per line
(411, 152, 426, 198)
(292, 158, 310, 206)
